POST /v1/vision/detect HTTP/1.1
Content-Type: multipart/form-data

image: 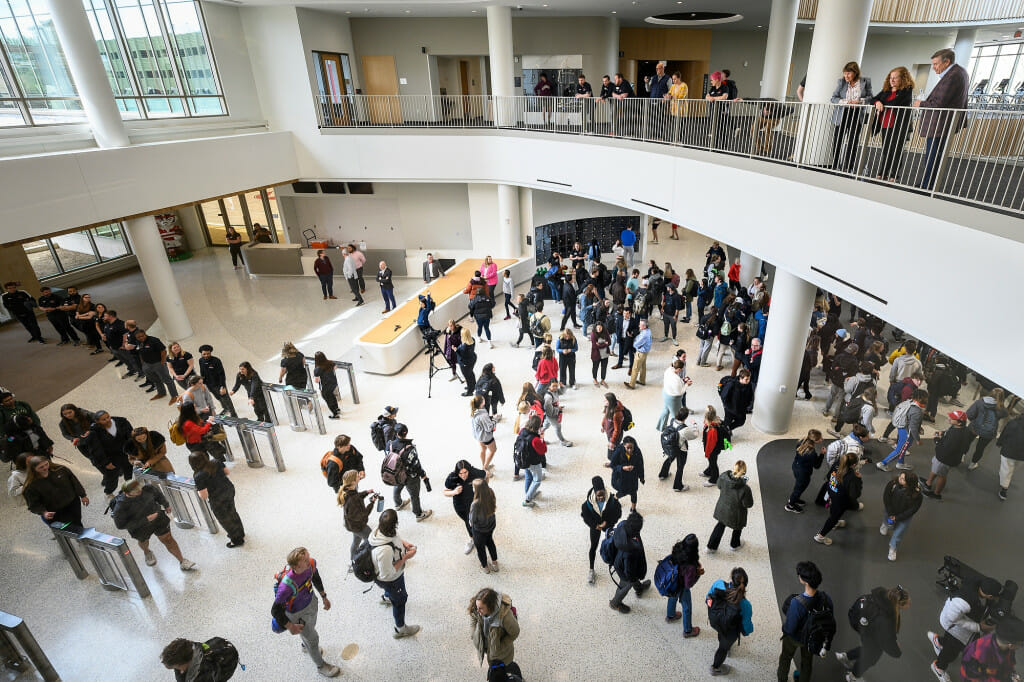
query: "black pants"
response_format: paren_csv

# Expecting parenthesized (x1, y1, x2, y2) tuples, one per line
(714, 630, 740, 668)
(819, 503, 847, 536)
(559, 354, 576, 387)
(515, 327, 530, 345)
(703, 451, 721, 483)
(617, 344, 635, 370)
(209, 493, 245, 544)
(970, 433, 994, 464)
(46, 313, 78, 342)
(98, 457, 133, 495)
(831, 111, 862, 172)
(588, 527, 601, 569)
(356, 267, 365, 292)
(778, 635, 814, 682)
(14, 313, 43, 341)
(212, 388, 237, 417)
(707, 521, 742, 550)
(789, 466, 813, 506)
(229, 244, 244, 266)
(882, 420, 896, 439)
(592, 358, 608, 381)
(504, 294, 515, 318)
(76, 320, 102, 348)
(472, 528, 497, 568)
(460, 363, 476, 393)
(877, 127, 907, 179)
(318, 274, 334, 297)
(724, 409, 746, 432)
(455, 506, 472, 538)
(936, 630, 965, 671)
(560, 307, 578, 330)
(663, 316, 678, 340)
(616, 490, 637, 506)
(252, 398, 271, 423)
(659, 451, 687, 490)
(797, 369, 811, 398)
(347, 277, 363, 303)
(321, 386, 339, 417)
(394, 476, 423, 516)
(844, 636, 884, 677)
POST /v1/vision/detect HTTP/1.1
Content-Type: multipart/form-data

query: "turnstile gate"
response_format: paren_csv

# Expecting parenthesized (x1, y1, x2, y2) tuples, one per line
(303, 355, 360, 405)
(213, 415, 286, 472)
(134, 469, 219, 533)
(49, 525, 150, 598)
(49, 522, 87, 580)
(262, 382, 326, 434)
(0, 611, 60, 681)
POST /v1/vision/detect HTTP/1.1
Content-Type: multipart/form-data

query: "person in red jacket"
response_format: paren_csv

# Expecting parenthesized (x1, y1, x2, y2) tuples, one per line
(727, 259, 742, 295)
(602, 393, 626, 464)
(178, 402, 213, 454)
(535, 346, 558, 396)
(701, 406, 727, 485)
(313, 249, 336, 300)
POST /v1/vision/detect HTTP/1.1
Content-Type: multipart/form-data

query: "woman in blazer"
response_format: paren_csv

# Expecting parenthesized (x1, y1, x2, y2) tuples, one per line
(870, 66, 915, 181)
(830, 62, 873, 173)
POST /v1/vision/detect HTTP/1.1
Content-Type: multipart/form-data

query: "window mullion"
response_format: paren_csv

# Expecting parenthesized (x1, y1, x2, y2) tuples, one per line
(104, 0, 149, 119)
(152, 0, 190, 115)
(47, 239, 65, 274)
(192, 0, 226, 115)
(0, 38, 33, 125)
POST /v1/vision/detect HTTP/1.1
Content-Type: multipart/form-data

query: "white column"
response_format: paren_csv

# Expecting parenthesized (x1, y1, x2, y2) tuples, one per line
(496, 184, 521, 258)
(739, 251, 762, 288)
(124, 217, 193, 341)
(954, 29, 977, 74)
(45, 0, 129, 149)
(487, 5, 515, 126)
(760, 0, 799, 99)
(795, 0, 873, 164)
(751, 268, 816, 434)
(518, 186, 534, 259)
(606, 16, 620, 80)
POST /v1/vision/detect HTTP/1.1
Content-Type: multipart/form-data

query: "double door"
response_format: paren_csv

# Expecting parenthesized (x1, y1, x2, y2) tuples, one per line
(198, 188, 280, 245)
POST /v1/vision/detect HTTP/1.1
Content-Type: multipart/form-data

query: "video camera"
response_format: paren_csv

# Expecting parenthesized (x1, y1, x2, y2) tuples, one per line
(937, 555, 1018, 624)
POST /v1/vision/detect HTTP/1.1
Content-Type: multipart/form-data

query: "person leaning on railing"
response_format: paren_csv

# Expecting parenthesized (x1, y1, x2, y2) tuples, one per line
(913, 47, 970, 190)
(829, 62, 873, 173)
(870, 67, 916, 182)
(665, 71, 689, 144)
(705, 71, 737, 149)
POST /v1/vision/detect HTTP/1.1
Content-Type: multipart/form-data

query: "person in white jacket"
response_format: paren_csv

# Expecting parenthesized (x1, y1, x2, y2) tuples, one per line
(7, 451, 28, 502)
(655, 360, 691, 431)
(542, 383, 573, 448)
(343, 247, 364, 307)
(927, 576, 1003, 681)
(470, 396, 497, 470)
(370, 509, 420, 639)
(658, 407, 701, 491)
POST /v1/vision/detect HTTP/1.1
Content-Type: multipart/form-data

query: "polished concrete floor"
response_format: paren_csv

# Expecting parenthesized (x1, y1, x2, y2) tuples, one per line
(0, 232, 985, 681)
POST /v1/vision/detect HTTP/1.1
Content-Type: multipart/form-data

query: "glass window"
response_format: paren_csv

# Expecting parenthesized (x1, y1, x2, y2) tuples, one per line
(22, 224, 133, 279)
(199, 199, 228, 244)
(243, 190, 268, 231)
(161, 0, 223, 115)
(83, 0, 141, 119)
(92, 223, 130, 260)
(50, 230, 99, 271)
(22, 239, 60, 279)
(265, 186, 281, 228)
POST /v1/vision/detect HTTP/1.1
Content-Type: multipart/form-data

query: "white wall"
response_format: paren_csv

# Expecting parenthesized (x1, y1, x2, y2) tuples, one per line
(709, 30, 768, 97)
(202, 2, 264, 122)
(296, 8, 361, 96)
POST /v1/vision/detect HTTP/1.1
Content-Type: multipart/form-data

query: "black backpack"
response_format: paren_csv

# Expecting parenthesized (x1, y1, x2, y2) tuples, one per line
(840, 396, 867, 424)
(352, 539, 396, 583)
(707, 587, 743, 634)
(660, 423, 681, 457)
(198, 636, 240, 681)
(847, 593, 880, 632)
(717, 375, 736, 400)
(370, 418, 387, 452)
(513, 429, 536, 469)
(782, 592, 837, 654)
(621, 406, 634, 431)
(599, 524, 620, 565)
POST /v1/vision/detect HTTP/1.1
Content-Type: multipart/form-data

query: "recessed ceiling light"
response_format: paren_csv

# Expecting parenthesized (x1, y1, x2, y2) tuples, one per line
(405, 9, 411, 13)
(345, 10, 351, 13)
(904, 29, 910, 32)
(756, 24, 762, 28)
(611, 10, 616, 13)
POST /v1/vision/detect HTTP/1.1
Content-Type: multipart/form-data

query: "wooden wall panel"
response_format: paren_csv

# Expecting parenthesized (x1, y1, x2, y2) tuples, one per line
(618, 27, 713, 62)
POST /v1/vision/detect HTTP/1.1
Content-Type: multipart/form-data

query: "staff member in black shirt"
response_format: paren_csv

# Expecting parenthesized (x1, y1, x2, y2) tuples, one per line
(575, 74, 594, 129)
(37, 286, 79, 345)
(2, 281, 44, 343)
(101, 310, 139, 377)
(198, 344, 236, 417)
(611, 73, 634, 137)
(134, 329, 178, 403)
(80, 410, 134, 496)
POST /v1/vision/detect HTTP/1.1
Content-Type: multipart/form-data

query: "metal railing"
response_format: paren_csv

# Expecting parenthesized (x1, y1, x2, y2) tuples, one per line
(302, 354, 360, 405)
(261, 382, 327, 435)
(317, 94, 1024, 216)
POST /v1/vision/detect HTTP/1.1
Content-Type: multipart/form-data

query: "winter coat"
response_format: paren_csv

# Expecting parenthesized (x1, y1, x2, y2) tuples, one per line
(935, 425, 974, 466)
(966, 397, 1007, 439)
(475, 373, 506, 407)
(590, 327, 612, 362)
(469, 294, 494, 321)
(713, 472, 754, 529)
(882, 479, 922, 522)
(792, 442, 824, 476)
(23, 466, 86, 515)
(342, 490, 374, 532)
(997, 415, 1024, 461)
(602, 403, 625, 447)
(470, 592, 520, 665)
(112, 485, 170, 535)
(612, 522, 648, 581)
(580, 488, 622, 529)
(609, 437, 645, 494)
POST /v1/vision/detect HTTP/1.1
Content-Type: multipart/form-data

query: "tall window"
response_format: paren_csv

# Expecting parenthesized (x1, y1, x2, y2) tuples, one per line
(23, 223, 134, 280)
(969, 41, 1024, 105)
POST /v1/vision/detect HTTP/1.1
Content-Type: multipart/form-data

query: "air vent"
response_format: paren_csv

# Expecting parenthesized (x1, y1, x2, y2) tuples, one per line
(347, 182, 374, 195)
(319, 182, 347, 194)
(291, 181, 318, 193)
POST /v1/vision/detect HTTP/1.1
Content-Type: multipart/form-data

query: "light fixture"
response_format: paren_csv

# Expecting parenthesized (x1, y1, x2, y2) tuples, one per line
(611, 10, 617, 13)
(756, 24, 762, 28)
(405, 9, 412, 13)
(904, 29, 910, 32)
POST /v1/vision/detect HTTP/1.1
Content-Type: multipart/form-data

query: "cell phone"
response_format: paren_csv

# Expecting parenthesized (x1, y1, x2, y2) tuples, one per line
(376, 497, 384, 513)
(423, 477, 432, 493)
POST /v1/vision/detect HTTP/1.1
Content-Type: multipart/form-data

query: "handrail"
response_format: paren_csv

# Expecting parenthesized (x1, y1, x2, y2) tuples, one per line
(315, 94, 1024, 217)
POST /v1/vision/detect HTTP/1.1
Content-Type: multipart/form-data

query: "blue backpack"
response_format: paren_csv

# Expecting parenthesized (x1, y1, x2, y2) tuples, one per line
(654, 556, 680, 596)
(599, 524, 620, 565)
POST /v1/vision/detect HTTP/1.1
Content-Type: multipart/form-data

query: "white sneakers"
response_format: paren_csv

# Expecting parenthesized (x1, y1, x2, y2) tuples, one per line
(888, 547, 897, 561)
(393, 624, 421, 639)
(179, 559, 197, 571)
(464, 540, 475, 555)
(317, 663, 341, 678)
(813, 534, 833, 545)
(879, 523, 890, 536)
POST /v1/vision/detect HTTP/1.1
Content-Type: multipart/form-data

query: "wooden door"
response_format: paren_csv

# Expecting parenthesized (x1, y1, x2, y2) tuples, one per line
(318, 52, 350, 126)
(361, 55, 402, 124)
(459, 60, 470, 117)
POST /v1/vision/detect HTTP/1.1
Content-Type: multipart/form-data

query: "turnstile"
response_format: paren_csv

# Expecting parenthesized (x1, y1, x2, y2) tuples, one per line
(0, 611, 60, 682)
(303, 355, 361, 405)
(49, 522, 87, 580)
(213, 415, 286, 472)
(134, 469, 219, 533)
(48, 525, 150, 598)
(262, 382, 326, 435)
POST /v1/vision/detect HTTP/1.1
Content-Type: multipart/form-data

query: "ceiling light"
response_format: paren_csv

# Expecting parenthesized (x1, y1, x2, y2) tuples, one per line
(405, 9, 412, 13)
(345, 10, 351, 13)
(904, 29, 909, 32)
(756, 24, 762, 28)
(611, 10, 616, 13)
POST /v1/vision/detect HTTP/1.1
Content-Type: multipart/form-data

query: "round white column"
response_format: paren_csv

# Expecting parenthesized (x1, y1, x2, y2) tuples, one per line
(760, 0, 799, 99)
(497, 184, 521, 258)
(954, 29, 977, 73)
(739, 251, 763, 288)
(487, 5, 515, 127)
(124, 217, 194, 341)
(606, 16, 621, 80)
(45, 0, 130, 149)
(751, 268, 816, 434)
(519, 186, 534, 259)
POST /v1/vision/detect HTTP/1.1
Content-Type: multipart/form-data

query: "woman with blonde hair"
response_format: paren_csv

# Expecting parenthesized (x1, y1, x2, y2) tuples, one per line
(457, 327, 477, 396)
(338, 469, 377, 560)
(166, 341, 195, 390)
(470, 395, 497, 469)
(469, 477, 499, 573)
(707, 460, 754, 552)
(278, 342, 306, 389)
(870, 66, 915, 180)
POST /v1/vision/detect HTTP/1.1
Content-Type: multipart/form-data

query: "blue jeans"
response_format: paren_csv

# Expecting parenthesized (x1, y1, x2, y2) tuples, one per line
(684, 299, 692, 320)
(318, 274, 334, 297)
(476, 317, 491, 340)
(547, 281, 561, 301)
(524, 464, 542, 501)
(889, 517, 912, 550)
(881, 427, 911, 465)
(656, 392, 683, 431)
(375, 574, 407, 628)
(381, 287, 397, 310)
(921, 135, 946, 190)
(667, 587, 693, 631)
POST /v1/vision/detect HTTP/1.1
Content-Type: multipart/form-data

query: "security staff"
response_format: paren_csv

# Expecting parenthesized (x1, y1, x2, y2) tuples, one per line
(37, 286, 79, 346)
(2, 281, 43, 343)
(198, 344, 236, 417)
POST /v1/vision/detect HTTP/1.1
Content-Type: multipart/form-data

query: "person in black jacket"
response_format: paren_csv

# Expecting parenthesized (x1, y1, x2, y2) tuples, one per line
(80, 410, 133, 496)
(231, 362, 270, 422)
(112, 480, 196, 570)
(786, 430, 824, 513)
(475, 364, 505, 419)
(836, 586, 911, 679)
(797, 335, 819, 400)
(324, 434, 365, 493)
(869, 67, 915, 181)
(513, 294, 532, 347)
(4, 414, 53, 459)
(457, 330, 478, 396)
(444, 459, 488, 554)
(814, 452, 863, 546)
(189, 451, 245, 548)
(581, 475, 622, 586)
(22, 456, 88, 528)
(922, 410, 973, 500)
(160, 637, 238, 682)
(198, 345, 236, 417)
(612, 308, 639, 371)
(880, 471, 922, 561)
(469, 291, 495, 348)
(610, 511, 651, 613)
(997, 413, 1024, 501)
(721, 369, 755, 431)
(390, 424, 432, 522)
(610, 436, 645, 512)
(560, 279, 579, 330)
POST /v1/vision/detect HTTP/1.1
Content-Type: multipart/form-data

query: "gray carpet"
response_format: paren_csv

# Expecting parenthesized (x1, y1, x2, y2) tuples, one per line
(757, 436, 1019, 680)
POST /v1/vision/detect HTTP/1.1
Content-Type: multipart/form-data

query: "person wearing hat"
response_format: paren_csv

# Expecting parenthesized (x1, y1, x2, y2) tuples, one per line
(997, 412, 1024, 502)
(580, 475, 622, 585)
(921, 411, 973, 500)
(929, 576, 1005, 681)
(959, 614, 1024, 681)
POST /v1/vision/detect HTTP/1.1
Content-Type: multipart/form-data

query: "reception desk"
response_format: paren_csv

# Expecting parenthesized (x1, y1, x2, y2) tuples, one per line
(244, 243, 407, 278)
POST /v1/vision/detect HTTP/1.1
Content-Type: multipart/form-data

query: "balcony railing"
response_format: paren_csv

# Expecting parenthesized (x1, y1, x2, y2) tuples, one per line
(316, 94, 1024, 217)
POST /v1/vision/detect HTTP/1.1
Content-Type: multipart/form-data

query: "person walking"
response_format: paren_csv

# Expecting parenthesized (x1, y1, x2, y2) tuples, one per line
(701, 406, 728, 486)
(313, 351, 341, 420)
(469, 587, 520, 675)
(997, 413, 1024, 501)
(707, 460, 754, 552)
(80, 410, 134, 497)
(225, 226, 244, 269)
(458, 328, 478, 397)
(112, 480, 196, 571)
(475, 363, 506, 421)
(581, 475, 622, 585)
(501, 270, 515, 320)
(197, 345, 236, 417)
(721, 369, 755, 432)
(659, 407, 701, 492)
(623, 319, 652, 390)
(660, 283, 683, 345)
(443, 459, 487, 555)
(929, 577, 1005, 681)
(797, 335, 819, 400)
(665, 533, 704, 637)
(602, 392, 627, 461)
(879, 471, 922, 561)
(22, 456, 88, 529)
(519, 415, 547, 508)
(778, 561, 834, 682)
(836, 586, 911, 681)
(609, 511, 652, 613)
(541, 382, 573, 448)
(965, 388, 1008, 471)
(656, 360, 690, 431)
(786, 430, 824, 513)
(377, 260, 396, 313)
(370, 509, 421, 639)
(339, 469, 377, 561)
(469, 477, 499, 574)
(876, 389, 928, 472)
(388, 424, 433, 522)
(231, 362, 270, 422)
(471, 395, 497, 470)
(610, 435, 645, 512)
(814, 452, 864, 546)
(959, 616, 1024, 682)
(343, 247, 364, 306)
(313, 250, 335, 300)
(590, 322, 612, 387)
(707, 567, 754, 675)
(188, 451, 245, 548)
(272, 547, 341, 677)
(469, 289, 496, 348)
(921, 410, 973, 500)
(279, 342, 307, 390)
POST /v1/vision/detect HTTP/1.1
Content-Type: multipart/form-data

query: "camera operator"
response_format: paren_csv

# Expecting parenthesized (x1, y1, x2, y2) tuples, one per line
(417, 293, 436, 334)
(929, 575, 1005, 681)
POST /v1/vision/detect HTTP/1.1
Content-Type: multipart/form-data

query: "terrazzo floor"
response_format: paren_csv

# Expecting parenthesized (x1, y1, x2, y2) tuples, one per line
(0, 230, 970, 681)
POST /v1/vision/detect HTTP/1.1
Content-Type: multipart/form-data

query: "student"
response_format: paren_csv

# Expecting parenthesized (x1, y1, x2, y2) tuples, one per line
(469, 477, 499, 573)
(786, 430, 824, 513)
(457, 328, 478, 397)
(160, 636, 239, 681)
(610, 436, 645, 512)
(929, 576, 1005, 681)
(388, 424, 433, 522)
(581, 476, 622, 585)
(519, 415, 547, 508)
(997, 413, 1024, 501)
(602, 393, 627, 457)
(707, 567, 754, 675)
(659, 407, 701, 492)
(443, 459, 488, 555)
(876, 389, 928, 472)
(231, 362, 270, 422)
(370, 509, 421, 639)
(22, 456, 88, 528)
(879, 471, 922, 561)
(113, 480, 196, 571)
(922, 410, 972, 500)
(666, 533, 704, 637)
(469, 287, 495, 348)
(959, 615, 1024, 682)
(338, 469, 376, 561)
(501, 270, 515, 320)
(469, 587, 521, 673)
(556, 328, 578, 389)
(534, 346, 557, 396)
(778, 561, 834, 682)
(188, 451, 245, 548)
(271, 547, 341, 677)
(125, 427, 174, 474)
(474, 363, 506, 420)
(814, 452, 864, 546)
(609, 511, 651, 613)
(279, 342, 307, 390)
(701, 406, 727, 485)
(470, 395, 497, 470)
(836, 586, 910, 680)
(313, 351, 341, 420)
(225, 225, 244, 268)
(707, 460, 754, 553)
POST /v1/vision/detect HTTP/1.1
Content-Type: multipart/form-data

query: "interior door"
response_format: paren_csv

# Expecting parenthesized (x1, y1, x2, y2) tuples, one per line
(459, 60, 470, 117)
(361, 55, 402, 124)
(317, 52, 350, 126)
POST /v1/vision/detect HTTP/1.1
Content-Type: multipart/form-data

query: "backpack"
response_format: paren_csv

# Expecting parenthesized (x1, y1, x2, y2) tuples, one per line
(717, 375, 736, 401)
(352, 539, 396, 583)
(513, 429, 536, 470)
(271, 558, 316, 633)
(198, 636, 241, 680)
(660, 423, 681, 457)
(708, 587, 743, 634)
(840, 396, 867, 424)
(847, 593, 880, 631)
(106, 492, 128, 526)
(891, 400, 914, 429)
(529, 313, 547, 338)
(653, 556, 680, 596)
(886, 379, 907, 407)
(782, 592, 837, 654)
(320, 451, 343, 480)
(621, 406, 634, 431)
(168, 420, 186, 446)
(720, 318, 733, 337)
(599, 524, 620, 565)
(370, 418, 387, 452)
(695, 323, 713, 340)
(380, 443, 410, 486)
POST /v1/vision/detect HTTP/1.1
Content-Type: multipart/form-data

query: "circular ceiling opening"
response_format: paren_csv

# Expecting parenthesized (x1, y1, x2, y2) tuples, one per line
(646, 12, 744, 26)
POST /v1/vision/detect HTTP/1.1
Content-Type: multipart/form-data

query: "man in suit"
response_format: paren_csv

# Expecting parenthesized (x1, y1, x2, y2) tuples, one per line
(914, 47, 969, 190)
(422, 253, 446, 283)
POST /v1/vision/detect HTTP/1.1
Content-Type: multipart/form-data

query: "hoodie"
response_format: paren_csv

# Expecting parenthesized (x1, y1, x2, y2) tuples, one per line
(889, 352, 922, 383)
(843, 372, 875, 402)
(370, 527, 405, 582)
(966, 396, 1007, 439)
(471, 408, 496, 443)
